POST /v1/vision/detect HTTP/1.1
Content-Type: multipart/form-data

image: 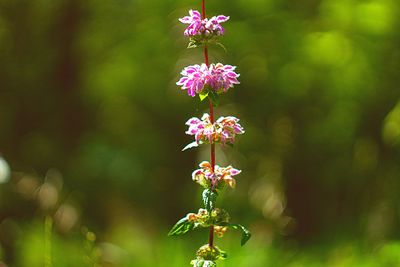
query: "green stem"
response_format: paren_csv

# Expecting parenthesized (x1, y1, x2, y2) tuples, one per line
(44, 215, 53, 267)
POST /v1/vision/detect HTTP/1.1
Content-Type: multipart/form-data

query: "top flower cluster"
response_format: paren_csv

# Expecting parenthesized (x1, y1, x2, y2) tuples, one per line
(179, 10, 229, 37)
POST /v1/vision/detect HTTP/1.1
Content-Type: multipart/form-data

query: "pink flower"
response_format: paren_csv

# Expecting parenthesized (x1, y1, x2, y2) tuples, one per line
(177, 63, 240, 97)
(179, 10, 229, 37)
(208, 63, 240, 93)
(192, 161, 241, 188)
(176, 64, 208, 97)
(185, 113, 244, 145)
(215, 116, 245, 144)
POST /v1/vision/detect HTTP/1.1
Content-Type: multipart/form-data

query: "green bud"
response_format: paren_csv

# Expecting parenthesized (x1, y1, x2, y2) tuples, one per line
(211, 208, 230, 224)
(196, 209, 211, 227)
(195, 245, 226, 261)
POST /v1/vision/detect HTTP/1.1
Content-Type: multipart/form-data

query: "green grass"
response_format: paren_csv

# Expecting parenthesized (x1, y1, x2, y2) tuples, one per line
(10, 221, 400, 267)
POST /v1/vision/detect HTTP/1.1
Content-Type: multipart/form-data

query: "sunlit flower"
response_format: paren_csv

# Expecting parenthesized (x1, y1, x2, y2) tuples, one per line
(177, 63, 240, 97)
(179, 10, 229, 37)
(185, 113, 244, 145)
(208, 63, 240, 93)
(177, 64, 207, 97)
(192, 161, 241, 189)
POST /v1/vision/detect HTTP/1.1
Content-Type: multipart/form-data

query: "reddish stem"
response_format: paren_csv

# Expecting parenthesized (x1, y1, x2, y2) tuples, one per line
(201, 0, 215, 249)
(209, 225, 215, 247)
(204, 46, 209, 66)
(201, 0, 206, 19)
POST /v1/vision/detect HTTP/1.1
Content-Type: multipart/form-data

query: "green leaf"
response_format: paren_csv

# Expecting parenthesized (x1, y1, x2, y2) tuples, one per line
(182, 141, 199, 151)
(208, 91, 220, 107)
(168, 217, 195, 236)
(199, 91, 209, 101)
(187, 41, 198, 49)
(187, 37, 203, 49)
(218, 249, 228, 260)
(202, 189, 218, 211)
(219, 223, 251, 246)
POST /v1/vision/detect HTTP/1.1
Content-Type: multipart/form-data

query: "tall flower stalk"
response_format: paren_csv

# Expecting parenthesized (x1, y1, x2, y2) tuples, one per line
(169, 1, 251, 266)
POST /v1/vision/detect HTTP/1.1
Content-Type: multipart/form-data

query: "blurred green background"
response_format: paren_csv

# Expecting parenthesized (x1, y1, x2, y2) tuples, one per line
(1, 0, 400, 266)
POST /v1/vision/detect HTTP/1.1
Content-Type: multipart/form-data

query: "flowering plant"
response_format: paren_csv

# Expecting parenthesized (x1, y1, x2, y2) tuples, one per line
(169, 1, 251, 266)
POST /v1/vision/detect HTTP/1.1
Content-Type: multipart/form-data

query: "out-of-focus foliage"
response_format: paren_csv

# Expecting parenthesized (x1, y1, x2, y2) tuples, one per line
(0, 0, 400, 266)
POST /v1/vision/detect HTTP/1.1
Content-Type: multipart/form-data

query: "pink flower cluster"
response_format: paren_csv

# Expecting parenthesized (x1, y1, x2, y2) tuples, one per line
(192, 161, 241, 188)
(179, 10, 229, 37)
(186, 113, 244, 145)
(177, 63, 240, 97)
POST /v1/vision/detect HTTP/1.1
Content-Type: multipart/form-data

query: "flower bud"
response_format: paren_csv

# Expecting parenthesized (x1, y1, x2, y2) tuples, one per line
(211, 208, 230, 224)
(214, 226, 228, 238)
(196, 209, 211, 226)
(187, 213, 198, 222)
(195, 245, 226, 261)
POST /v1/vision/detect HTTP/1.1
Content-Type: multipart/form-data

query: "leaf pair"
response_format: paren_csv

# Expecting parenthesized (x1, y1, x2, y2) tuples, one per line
(168, 188, 218, 237)
(187, 37, 227, 53)
(199, 90, 219, 107)
(168, 218, 251, 246)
